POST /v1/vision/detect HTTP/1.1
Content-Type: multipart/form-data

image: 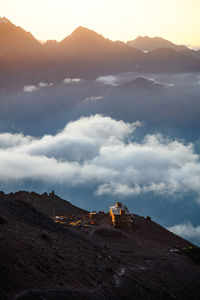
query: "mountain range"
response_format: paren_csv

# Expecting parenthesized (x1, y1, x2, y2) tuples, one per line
(0, 17, 200, 90)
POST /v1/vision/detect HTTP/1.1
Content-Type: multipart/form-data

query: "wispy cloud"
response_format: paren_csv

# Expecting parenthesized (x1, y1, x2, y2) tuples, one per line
(63, 78, 82, 84)
(38, 82, 53, 88)
(23, 85, 38, 93)
(84, 96, 104, 103)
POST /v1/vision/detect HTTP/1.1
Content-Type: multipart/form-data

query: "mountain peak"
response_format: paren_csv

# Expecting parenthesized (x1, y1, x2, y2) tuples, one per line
(69, 26, 104, 40)
(127, 35, 182, 52)
(60, 26, 106, 45)
(136, 35, 151, 40)
(0, 17, 41, 56)
(136, 36, 164, 41)
(0, 17, 9, 25)
(72, 26, 90, 33)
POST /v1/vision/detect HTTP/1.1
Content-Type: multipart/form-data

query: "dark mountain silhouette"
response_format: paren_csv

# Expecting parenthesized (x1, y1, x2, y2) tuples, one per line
(4, 191, 88, 217)
(0, 190, 199, 299)
(0, 19, 200, 91)
(118, 77, 165, 91)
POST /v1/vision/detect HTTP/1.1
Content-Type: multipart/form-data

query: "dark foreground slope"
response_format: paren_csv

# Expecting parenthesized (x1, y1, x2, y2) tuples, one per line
(0, 193, 199, 300)
(1, 191, 88, 217)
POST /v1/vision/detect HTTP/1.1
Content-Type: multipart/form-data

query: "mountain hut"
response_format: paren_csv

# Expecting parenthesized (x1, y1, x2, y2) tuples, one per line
(110, 202, 132, 228)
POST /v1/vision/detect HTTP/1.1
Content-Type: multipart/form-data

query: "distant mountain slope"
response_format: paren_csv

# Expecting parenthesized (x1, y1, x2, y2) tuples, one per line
(118, 77, 165, 92)
(0, 18, 44, 90)
(143, 47, 200, 72)
(54, 26, 143, 77)
(59, 26, 141, 58)
(1, 191, 88, 217)
(127, 36, 200, 61)
(129, 76, 163, 86)
(0, 17, 41, 56)
(127, 36, 188, 52)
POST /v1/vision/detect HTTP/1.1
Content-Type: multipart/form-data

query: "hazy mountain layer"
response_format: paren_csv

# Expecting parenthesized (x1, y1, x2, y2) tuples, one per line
(0, 19, 200, 91)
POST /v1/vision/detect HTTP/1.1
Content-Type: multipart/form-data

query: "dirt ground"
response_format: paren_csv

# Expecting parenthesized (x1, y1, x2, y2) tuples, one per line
(0, 192, 200, 300)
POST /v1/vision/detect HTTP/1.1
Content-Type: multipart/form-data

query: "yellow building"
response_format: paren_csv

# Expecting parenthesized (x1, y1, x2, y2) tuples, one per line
(110, 202, 132, 228)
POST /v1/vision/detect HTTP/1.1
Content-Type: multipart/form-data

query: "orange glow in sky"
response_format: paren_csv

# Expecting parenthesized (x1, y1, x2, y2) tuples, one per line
(1, 0, 200, 46)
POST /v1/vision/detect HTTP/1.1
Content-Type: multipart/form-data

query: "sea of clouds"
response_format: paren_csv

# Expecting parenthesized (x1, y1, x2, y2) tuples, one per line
(1, 114, 200, 201)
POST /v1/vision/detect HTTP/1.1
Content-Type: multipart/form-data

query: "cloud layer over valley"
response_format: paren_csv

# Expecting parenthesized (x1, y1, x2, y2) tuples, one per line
(1, 115, 200, 201)
(1, 72, 200, 143)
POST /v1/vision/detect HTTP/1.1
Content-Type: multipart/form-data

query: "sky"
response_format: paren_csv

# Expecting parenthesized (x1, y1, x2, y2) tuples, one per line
(1, 0, 200, 46)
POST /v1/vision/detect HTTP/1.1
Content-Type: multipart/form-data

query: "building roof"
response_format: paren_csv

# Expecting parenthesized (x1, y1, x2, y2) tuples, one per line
(110, 203, 130, 216)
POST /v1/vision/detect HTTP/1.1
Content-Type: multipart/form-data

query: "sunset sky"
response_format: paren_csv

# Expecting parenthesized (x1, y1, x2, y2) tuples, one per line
(1, 0, 200, 46)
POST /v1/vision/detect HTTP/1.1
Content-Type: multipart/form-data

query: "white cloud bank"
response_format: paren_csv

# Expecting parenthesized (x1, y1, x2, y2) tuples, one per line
(168, 222, 200, 239)
(1, 115, 200, 198)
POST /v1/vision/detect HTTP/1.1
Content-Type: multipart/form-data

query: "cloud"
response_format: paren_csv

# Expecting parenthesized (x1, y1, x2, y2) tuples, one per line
(38, 82, 53, 88)
(84, 96, 104, 103)
(23, 82, 53, 92)
(143, 77, 175, 87)
(11, 115, 139, 161)
(0, 133, 33, 149)
(1, 115, 200, 199)
(63, 78, 82, 84)
(96, 75, 118, 86)
(168, 222, 200, 239)
(95, 183, 142, 196)
(23, 85, 38, 93)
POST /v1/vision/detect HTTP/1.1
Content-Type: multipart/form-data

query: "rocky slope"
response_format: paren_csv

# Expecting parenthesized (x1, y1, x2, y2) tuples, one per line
(1, 191, 87, 217)
(0, 191, 199, 300)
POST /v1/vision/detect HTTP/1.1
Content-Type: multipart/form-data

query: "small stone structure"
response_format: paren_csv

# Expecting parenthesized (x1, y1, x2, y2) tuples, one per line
(89, 211, 97, 219)
(110, 202, 132, 228)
